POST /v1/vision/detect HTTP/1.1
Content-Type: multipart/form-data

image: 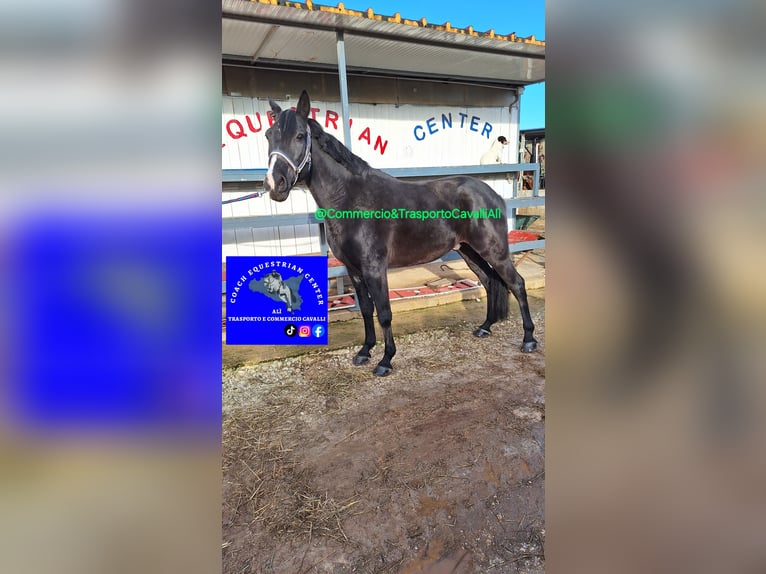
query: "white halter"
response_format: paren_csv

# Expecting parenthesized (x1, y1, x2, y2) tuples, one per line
(268, 125, 312, 186)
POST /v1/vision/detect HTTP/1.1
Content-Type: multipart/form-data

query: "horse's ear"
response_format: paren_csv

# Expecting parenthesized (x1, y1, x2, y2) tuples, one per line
(268, 98, 282, 117)
(296, 90, 310, 119)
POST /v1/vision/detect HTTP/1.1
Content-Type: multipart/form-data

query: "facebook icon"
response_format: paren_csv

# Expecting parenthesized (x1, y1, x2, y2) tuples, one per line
(312, 324, 325, 338)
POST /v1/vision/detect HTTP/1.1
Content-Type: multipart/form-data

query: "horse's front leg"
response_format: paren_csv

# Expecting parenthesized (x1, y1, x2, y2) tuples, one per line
(349, 273, 376, 365)
(363, 270, 396, 377)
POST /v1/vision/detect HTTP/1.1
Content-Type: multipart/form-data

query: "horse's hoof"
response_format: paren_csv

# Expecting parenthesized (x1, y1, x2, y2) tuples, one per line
(373, 365, 393, 377)
(521, 340, 538, 353)
(474, 328, 491, 338)
(353, 353, 371, 366)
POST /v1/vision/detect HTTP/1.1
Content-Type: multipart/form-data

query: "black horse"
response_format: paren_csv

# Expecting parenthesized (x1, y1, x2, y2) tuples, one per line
(264, 90, 537, 376)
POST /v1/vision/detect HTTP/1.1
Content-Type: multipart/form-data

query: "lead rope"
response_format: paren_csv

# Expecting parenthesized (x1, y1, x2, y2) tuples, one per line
(221, 190, 268, 205)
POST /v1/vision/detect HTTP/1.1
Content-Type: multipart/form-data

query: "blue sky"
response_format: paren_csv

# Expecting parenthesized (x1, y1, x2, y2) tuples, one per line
(336, 0, 545, 129)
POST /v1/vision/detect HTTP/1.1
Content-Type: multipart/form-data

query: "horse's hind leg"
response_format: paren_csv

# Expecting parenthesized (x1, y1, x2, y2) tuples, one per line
(458, 245, 509, 338)
(349, 273, 376, 365)
(361, 269, 396, 377)
(482, 252, 538, 352)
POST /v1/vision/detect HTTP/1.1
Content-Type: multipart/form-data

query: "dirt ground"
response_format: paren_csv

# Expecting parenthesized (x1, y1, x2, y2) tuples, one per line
(222, 296, 545, 573)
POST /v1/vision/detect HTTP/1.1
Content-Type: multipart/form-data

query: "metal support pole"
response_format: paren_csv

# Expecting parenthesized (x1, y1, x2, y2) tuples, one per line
(333, 30, 352, 301)
(515, 87, 523, 196)
(319, 222, 332, 294)
(336, 30, 352, 150)
(318, 222, 328, 256)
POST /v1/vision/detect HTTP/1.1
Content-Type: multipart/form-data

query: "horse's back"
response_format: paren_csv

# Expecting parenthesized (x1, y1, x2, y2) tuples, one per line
(364, 170, 503, 210)
(426, 175, 506, 212)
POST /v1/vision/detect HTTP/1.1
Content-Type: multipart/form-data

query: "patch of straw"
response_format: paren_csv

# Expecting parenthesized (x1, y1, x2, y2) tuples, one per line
(223, 384, 361, 543)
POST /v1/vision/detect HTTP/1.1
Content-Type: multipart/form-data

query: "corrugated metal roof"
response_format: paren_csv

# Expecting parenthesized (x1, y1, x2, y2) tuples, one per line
(222, 0, 545, 85)
(248, 0, 545, 46)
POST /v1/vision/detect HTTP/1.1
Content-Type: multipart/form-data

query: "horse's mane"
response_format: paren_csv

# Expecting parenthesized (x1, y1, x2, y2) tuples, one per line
(308, 119, 370, 176)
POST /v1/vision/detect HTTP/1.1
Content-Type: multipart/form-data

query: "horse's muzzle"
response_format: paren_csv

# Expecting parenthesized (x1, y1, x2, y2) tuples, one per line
(265, 173, 290, 202)
(269, 186, 290, 202)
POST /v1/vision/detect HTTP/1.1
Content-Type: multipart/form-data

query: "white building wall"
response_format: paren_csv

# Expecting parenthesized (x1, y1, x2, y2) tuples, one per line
(223, 97, 519, 260)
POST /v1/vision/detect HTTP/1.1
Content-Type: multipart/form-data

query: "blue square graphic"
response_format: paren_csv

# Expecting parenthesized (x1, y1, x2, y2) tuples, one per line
(225, 256, 329, 345)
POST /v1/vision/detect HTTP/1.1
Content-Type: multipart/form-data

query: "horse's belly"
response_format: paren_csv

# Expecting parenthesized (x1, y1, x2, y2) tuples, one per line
(327, 219, 457, 269)
(388, 239, 456, 268)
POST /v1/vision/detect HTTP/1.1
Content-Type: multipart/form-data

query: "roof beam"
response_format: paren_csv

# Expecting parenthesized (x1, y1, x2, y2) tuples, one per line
(222, 57, 532, 89)
(249, 24, 279, 63)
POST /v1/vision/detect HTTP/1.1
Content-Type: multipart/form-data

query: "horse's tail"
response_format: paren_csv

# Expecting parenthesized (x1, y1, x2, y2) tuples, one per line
(459, 244, 509, 323)
(487, 268, 509, 323)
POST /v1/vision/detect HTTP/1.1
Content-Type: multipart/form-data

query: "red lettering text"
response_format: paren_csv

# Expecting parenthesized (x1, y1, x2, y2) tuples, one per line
(374, 135, 388, 155)
(325, 110, 339, 130)
(245, 113, 263, 133)
(226, 119, 247, 139)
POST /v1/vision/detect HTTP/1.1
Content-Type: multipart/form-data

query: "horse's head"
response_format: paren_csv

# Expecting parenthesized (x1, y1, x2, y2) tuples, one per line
(264, 90, 312, 202)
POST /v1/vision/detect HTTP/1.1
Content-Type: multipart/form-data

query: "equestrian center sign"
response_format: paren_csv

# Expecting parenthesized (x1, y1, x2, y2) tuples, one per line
(225, 256, 329, 345)
(222, 97, 510, 171)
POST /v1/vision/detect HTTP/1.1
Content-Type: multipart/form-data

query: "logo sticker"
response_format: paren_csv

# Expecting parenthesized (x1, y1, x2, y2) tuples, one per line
(225, 256, 328, 345)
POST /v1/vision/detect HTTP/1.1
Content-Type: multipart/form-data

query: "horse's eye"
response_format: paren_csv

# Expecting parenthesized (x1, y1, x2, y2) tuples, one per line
(296, 133, 305, 141)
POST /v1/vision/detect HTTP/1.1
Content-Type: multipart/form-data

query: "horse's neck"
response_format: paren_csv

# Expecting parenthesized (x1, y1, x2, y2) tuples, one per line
(306, 145, 355, 209)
